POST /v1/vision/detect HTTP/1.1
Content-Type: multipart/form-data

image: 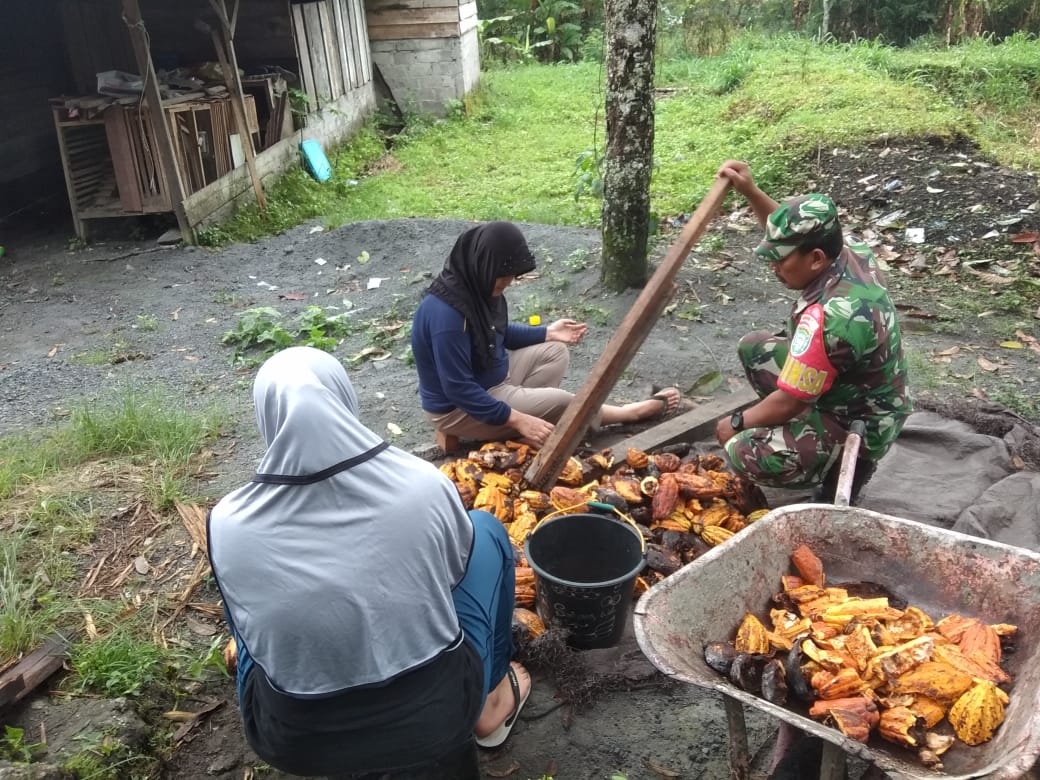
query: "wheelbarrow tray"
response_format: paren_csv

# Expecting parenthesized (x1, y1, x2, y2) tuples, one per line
(633, 503, 1040, 780)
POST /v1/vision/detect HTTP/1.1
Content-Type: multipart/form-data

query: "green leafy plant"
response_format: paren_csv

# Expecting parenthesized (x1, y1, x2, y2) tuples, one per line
(573, 149, 604, 201)
(134, 314, 159, 332)
(0, 725, 44, 764)
(71, 631, 165, 697)
(221, 305, 355, 365)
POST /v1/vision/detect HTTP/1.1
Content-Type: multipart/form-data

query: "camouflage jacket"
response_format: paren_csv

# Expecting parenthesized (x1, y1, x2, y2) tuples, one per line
(781, 238, 911, 460)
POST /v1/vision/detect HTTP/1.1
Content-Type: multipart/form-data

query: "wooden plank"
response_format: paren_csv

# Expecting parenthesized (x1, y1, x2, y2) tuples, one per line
(348, 0, 371, 85)
(367, 21, 460, 39)
(303, 3, 334, 106)
(331, 0, 358, 91)
(205, 19, 267, 211)
(104, 108, 144, 212)
(524, 177, 732, 491)
(52, 108, 87, 239)
(121, 0, 193, 242)
(605, 389, 758, 456)
(290, 4, 318, 111)
(0, 634, 71, 711)
(366, 7, 462, 25)
(319, 2, 346, 100)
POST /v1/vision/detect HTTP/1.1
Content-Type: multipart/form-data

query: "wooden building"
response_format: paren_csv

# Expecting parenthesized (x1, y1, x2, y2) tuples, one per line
(0, 0, 480, 242)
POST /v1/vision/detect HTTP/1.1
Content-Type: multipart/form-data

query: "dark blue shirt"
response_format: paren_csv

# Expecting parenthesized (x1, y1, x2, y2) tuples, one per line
(411, 294, 546, 425)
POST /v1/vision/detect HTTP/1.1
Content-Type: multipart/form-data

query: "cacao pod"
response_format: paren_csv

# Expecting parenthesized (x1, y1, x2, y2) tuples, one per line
(652, 474, 681, 521)
(438, 461, 456, 480)
(512, 607, 545, 639)
(475, 485, 512, 523)
(747, 508, 769, 523)
(612, 477, 644, 505)
(518, 489, 552, 512)
(959, 622, 1002, 666)
(557, 456, 584, 486)
(892, 660, 974, 703)
(640, 475, 660, 497)
(947, 681, 1009, 745)
(550, 485, 588, 513)
(878, 706, 924, 747)
(651, 452, 681, 473)
(734, 613, 771, 655)
(700, 526, 735, 547)
(626, 448, 649, 469)
(790, 543, 825, 587)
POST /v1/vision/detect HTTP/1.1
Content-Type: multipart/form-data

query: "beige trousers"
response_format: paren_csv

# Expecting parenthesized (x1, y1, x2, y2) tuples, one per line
(426, 342, 601, 442)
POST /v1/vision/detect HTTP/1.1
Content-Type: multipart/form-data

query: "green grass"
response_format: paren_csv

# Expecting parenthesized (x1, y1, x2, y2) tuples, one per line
(0, 387, 224, 659)
(205, 33, 1040, 245)
(71, 628, 166, 697)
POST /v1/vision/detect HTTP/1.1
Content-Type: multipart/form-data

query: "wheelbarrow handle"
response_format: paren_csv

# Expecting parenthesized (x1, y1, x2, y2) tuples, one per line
(835, 420, 866, 508)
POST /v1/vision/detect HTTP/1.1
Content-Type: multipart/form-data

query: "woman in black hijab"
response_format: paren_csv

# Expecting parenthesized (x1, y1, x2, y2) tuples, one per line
(411, 222, 680, 448)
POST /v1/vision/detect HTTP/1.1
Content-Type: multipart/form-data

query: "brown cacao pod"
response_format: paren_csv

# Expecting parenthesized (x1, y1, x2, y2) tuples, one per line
(626, 448, 650, 469)
(651, 452, 681, 473)
(550, 485, 588, 513)
(651, 474, 681, 522)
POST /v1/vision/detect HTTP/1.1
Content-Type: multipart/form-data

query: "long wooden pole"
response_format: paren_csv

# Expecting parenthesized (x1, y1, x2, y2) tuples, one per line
(523, 177, 732, 490)
(204, 0, 267, 212)
(121, 0, 194, 243)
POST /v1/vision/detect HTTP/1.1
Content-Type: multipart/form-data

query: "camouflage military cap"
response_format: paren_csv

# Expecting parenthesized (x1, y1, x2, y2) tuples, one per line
(754, 194, 840, 263)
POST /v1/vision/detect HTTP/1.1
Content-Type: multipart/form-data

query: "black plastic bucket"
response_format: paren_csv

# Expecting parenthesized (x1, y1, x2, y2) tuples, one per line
(523, 512, 646, 650)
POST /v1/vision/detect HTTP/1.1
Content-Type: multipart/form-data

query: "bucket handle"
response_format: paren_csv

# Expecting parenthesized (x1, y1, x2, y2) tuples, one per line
(533, 502, 647, 554)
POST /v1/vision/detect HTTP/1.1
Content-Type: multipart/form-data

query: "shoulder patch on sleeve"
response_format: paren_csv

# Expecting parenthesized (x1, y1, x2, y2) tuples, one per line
(778, 304, 838, 400)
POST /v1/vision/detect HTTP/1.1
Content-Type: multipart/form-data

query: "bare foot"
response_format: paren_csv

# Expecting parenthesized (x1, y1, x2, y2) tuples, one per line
(475, 662, 531, 739)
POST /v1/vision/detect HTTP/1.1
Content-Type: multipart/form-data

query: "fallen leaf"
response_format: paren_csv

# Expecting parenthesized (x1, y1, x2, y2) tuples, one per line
(688, 370, 723, 395)
(47, 344, 60, 358)
(971, 387, 990, 400)
(935, 346, 961, 357)
(134, 556, 151, 575)
(386, 422, 402, 436)
(184, 355, 200, 361)
(279, 292, 306, 301)
(349, 346, 391, 364)
(977, 310, 997, 318)
(186, 617, 217, 636)
(1012, 454, 1026, 470)
(171, 307, 181, 321)
(646, 758, 682, 778)
(1000, 341, 1025, 349)
(977, 356, 999, 372)
(966, 268, 1014, 285)
(309, 225, 324, 234)
(1016, 330, 1038, 344)
(485, 761, 521, 778)
(163, 710, 199, 722)
(1010, 231, 1040, 243)
(84, 611, 98, 640)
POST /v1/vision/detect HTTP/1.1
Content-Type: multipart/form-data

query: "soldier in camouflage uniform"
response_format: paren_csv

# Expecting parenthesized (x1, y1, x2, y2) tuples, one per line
(714, 160, 910, 494)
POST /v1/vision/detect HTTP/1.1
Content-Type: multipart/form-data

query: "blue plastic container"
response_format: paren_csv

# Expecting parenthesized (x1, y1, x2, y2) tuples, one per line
(300, 139, 332, 182)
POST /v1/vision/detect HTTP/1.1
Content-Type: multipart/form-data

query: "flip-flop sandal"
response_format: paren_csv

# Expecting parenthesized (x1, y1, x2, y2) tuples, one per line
(475, 665, 530, 749)
(649, 389, 683, 420)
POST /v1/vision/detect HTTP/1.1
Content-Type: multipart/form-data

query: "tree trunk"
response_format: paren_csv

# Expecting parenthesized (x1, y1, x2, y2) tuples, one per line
(821, 0, 831, 38)
(601, 0, 658, 291)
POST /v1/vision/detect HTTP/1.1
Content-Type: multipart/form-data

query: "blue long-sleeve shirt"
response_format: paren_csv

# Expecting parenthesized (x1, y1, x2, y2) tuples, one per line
(411, 294, 546, 425)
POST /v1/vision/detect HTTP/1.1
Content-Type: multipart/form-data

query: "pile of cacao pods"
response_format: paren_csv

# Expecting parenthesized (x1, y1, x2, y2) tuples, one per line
(438, 440, 770, 608)
(705, 544, 1017, 769)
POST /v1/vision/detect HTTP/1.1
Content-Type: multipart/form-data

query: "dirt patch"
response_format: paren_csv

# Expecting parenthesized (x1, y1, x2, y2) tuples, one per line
(0, 138, 1038, 780)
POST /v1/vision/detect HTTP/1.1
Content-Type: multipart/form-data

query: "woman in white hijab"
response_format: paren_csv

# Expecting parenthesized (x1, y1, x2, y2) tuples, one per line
(208, 347, 530, 777)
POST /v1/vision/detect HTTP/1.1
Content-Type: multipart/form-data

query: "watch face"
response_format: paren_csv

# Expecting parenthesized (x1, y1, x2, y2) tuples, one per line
(730, 411, 743, 430)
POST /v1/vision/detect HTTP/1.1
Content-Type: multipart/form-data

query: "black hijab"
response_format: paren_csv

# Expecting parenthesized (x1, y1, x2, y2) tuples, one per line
(426, 222, 537, 372)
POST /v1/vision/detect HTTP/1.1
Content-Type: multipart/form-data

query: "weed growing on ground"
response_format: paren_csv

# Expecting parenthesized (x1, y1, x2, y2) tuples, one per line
(221, 305, 355, 365)
(0, 725, 44, 764)
(71, 628, 166, 697)
(134, 314, 159, 332)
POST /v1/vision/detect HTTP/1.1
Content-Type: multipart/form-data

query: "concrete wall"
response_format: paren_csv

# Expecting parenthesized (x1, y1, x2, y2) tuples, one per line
(365, 0, 480, 116)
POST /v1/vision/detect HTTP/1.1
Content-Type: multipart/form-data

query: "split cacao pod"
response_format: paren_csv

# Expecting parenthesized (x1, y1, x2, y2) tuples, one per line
(651, 474, 681, 522)
(734, 613, 771, 655)
(626, 448, 649, 469)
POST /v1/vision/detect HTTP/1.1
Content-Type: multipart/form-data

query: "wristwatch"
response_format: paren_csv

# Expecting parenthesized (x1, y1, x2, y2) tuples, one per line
(730, 411, 745, 431)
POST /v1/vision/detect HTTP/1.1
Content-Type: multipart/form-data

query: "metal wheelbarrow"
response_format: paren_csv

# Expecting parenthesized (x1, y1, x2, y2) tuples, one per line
(633, 424, 1040, 780)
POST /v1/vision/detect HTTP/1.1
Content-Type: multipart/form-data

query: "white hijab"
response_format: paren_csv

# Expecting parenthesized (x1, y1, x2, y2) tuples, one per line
(208, 347, 474, 697)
